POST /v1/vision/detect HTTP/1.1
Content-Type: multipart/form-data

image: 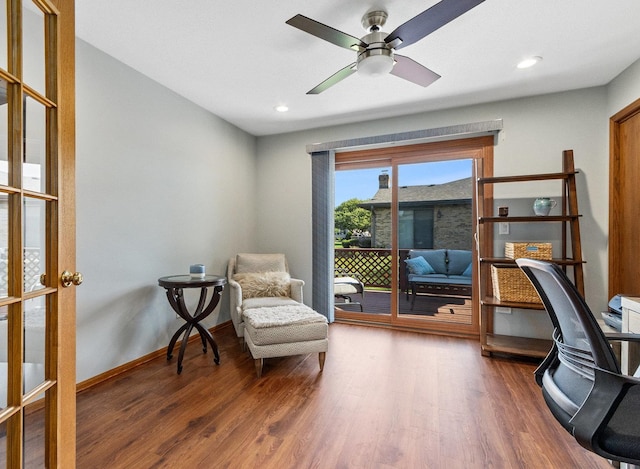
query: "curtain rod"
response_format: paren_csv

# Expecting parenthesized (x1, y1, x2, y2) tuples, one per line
(306, 119, 503, 154)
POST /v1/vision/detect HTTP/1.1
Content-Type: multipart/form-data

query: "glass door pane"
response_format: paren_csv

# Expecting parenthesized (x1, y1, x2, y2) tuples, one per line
(23, 95, 46, 193)
(334, 166, 392, 317)
(0, 305, 6, 410)
(0, 0, 6, 71)
(22, 297, 44, 395)
(0, 95, 6, 412)
(397, 159, 474, 325)
(23, 196, 46, 394)
(23, 405, 45, 467)
(0, 193, 7, 298)
(23, 197, 45, 293)
(0, 78, 7, 186)
(0, 419, 6, 463)
(22, 1, 46, 95)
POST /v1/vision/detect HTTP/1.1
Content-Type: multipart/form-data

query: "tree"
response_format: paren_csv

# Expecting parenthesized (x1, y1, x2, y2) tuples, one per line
(335, 198, 371, 232)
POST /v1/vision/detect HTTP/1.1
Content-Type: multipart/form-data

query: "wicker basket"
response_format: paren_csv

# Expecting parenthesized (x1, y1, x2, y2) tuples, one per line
(505, 242, 552, 260)
(491, 264, 542, 304)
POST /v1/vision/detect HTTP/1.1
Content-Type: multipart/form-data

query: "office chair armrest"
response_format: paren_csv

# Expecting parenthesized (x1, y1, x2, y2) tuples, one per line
(534, 342, 558, 387)
(570, 367, 640, 452)
(604, 332, 640, 343)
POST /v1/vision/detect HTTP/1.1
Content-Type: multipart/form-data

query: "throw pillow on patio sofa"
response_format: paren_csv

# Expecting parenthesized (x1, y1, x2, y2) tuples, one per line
(404, 256, 436, 275)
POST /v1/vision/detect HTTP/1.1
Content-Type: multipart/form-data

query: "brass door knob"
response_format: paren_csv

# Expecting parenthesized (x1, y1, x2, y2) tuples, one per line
(61, 271, 83, 287)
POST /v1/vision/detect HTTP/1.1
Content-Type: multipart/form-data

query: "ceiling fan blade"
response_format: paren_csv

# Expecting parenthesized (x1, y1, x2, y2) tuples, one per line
(390, 55, 441, 87)
(286, 14, 367, 52)
(385, 0, 485, 50)
(307, 63, 357, 94)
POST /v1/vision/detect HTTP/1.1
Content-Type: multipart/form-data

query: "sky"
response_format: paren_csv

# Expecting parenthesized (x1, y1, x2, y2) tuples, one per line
(335, 159, 472, 207)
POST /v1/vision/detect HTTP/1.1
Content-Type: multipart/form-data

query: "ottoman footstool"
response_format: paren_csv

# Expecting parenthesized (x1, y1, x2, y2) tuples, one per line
(243, 304, 328, 378)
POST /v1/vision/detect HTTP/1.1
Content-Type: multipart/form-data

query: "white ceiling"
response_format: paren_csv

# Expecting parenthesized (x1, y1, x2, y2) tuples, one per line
(75, 0, 640, 137)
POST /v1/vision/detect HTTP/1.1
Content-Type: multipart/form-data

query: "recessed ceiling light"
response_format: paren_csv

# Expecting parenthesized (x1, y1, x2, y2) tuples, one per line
(275, 105, 289, 113)
(517, 56, 542, 69)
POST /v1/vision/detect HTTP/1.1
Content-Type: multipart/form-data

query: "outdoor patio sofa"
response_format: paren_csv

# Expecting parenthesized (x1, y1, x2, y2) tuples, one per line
(404, 249, 473, 308)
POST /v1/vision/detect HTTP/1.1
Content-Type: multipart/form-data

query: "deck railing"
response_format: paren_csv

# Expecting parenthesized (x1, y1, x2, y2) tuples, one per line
(335, 248, 410, 288)
(0, 247, 42, 296)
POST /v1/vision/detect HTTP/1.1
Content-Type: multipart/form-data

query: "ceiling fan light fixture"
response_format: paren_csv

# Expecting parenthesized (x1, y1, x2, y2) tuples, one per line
(358, 53, 395, 77)
(357, 30, 394, 77)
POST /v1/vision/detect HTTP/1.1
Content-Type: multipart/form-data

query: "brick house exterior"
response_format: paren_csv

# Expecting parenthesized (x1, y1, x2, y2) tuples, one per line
(359, 174, 472, 250)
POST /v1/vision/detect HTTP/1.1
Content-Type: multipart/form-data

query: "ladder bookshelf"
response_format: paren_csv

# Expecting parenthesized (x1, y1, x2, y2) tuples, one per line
(476, 150, 584, 358)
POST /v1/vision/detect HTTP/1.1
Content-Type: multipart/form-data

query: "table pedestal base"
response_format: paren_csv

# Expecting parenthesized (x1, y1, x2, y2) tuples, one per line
(166, 320, 220, 374)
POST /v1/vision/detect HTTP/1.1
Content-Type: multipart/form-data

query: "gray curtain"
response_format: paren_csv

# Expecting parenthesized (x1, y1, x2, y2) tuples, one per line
(311, 150, 335, 322)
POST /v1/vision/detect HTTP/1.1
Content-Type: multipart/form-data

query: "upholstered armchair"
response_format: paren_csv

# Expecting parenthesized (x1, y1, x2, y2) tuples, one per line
(227, 253, 328, 377)
(227, 253, 305, 342)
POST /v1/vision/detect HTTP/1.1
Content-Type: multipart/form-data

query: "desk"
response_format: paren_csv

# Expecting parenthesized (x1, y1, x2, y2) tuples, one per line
(621, 296, 640, 469)
(621, 296, 640, 376)
(158, 275, 226, 374)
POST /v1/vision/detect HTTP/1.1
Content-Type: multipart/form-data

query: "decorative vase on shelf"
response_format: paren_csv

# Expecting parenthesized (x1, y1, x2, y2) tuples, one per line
(533, 197, 557, 216)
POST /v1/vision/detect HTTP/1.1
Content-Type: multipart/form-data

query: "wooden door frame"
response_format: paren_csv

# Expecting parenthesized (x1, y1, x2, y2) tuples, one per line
(53, 0, 76, 466)
(609, 96, 640, 298)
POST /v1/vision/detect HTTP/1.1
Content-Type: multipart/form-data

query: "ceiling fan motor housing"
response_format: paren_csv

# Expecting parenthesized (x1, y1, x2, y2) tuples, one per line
(361, 10, 388, 31)
(357, 30, 395, 76)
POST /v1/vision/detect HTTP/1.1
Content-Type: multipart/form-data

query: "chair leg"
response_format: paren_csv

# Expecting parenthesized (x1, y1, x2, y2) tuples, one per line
(319, 352, 326, 372)
(254, 358, 263, 378)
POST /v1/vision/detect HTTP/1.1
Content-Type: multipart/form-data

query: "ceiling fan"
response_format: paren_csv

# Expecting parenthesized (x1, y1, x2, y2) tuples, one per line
(286, 0, 485, 94)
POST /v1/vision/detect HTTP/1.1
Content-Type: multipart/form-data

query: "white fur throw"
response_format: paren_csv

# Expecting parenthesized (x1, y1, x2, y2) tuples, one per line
(233, 271, 291, 299)
(243, 304, 326, 328)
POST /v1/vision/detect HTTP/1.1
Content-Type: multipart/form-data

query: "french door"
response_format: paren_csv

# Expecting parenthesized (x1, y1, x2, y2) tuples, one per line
(609, 98, 640, 299)
(0, 0, 76, 467)
(335, 137, 493, 338)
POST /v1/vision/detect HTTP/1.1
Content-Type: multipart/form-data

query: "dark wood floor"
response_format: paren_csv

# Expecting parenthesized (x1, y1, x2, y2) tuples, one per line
(61, 323, 613, 468)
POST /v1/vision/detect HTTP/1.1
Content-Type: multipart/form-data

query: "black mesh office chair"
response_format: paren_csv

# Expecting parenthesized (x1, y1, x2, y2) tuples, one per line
(517, 258, 640, 465)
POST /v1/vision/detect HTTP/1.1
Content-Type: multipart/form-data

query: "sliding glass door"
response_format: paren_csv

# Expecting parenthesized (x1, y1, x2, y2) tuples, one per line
(334, 138, 492, 337)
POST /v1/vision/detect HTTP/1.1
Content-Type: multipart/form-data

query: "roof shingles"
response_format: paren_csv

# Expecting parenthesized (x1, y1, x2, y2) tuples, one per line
(361, 177, 472, 207)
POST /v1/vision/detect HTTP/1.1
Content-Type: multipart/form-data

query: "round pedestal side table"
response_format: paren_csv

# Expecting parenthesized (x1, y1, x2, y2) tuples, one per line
(158, 275, 226, 374)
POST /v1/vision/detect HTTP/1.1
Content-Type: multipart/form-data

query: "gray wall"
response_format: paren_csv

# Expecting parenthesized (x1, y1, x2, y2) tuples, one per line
(608, 57, 640, 116)
(76, 33, 640, 380)
(76, 40, 257, 382)
(256, 87, 611, 340)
